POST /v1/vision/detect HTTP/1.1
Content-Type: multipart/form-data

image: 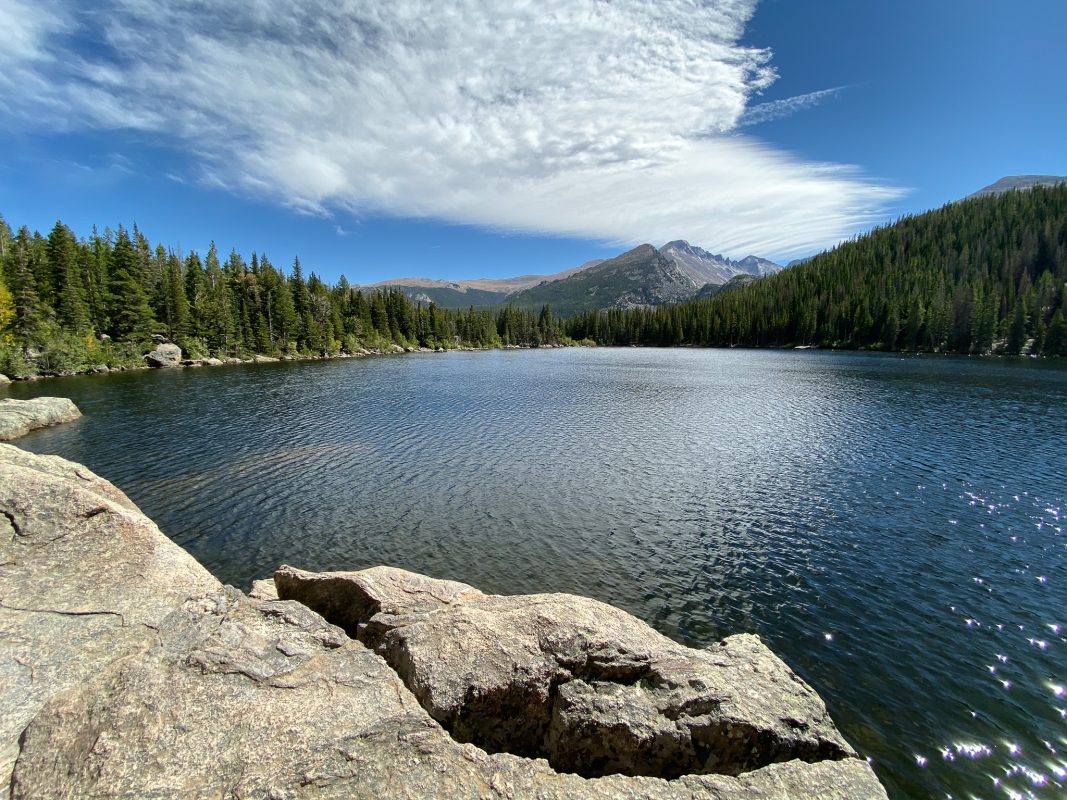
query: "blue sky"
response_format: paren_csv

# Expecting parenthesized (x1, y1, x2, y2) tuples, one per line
(1, 0, 1064, 284)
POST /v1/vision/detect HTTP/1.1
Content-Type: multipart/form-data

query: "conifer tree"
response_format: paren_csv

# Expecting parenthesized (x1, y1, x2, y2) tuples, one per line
(84, 226, 111, 333)
(201, 243, 234, 353)
(184, 251, 206, 340)
(162, 251, 190, 342)
(10, 228, 42, 337)
(107, 226, 156, 340)
(49, 221, 91, 334)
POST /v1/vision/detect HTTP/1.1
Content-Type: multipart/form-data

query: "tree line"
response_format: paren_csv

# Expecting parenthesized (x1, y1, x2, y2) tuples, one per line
(565, 185, 1067, 355)
(0, 218, 571, 377)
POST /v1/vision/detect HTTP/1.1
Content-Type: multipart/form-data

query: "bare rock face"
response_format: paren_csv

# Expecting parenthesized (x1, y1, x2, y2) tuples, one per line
(13, 583, 886, 800)
(0, 397, 81, 440)
(248, 576, 280, 600)
(274, 563, 485, 637)
(12, 584, 887, 797)
(274, 565, 882, 790)
(0, 444, 221, 792)
(2, 447, 887, 798)
(145, 342, 182, 368)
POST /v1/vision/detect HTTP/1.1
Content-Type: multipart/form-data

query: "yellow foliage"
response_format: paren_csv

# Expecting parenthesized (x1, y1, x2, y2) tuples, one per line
(0, 279, 15, 335)
(84, 334, 97, 353)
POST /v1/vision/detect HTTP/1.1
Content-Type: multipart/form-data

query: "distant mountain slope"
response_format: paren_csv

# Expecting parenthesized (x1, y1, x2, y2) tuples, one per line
(364, 261, 601, 298)
(693, 274, 759, 301)
(505, 244, 698, 316)
(661, 241, 781, 285)
(969, 175, 1066, 198)
(363, 243, 782, 315)
(566, 184, 1067, 355)
(358, 283, 507, 308)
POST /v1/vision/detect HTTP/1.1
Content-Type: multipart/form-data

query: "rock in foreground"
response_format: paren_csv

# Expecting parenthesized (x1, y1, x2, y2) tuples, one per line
(0, 443, 220, 792)
(0, 397, 81, 440)
(275, 565, 865, 781)
(1, 445, 887, 798)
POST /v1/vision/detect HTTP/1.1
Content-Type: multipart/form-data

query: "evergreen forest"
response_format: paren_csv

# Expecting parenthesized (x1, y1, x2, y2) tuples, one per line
(565, 185, 1067, 355)
(0, 218, 570, 377)
(1, 184, 1065, 378)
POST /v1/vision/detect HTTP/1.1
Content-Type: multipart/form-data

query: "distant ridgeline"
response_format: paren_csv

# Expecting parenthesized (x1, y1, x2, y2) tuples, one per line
(0, 219, 571, 377)
(564, 185, 1067, 355)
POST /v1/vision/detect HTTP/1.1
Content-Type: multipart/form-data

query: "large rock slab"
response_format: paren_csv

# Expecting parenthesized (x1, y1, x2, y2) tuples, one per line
(0, 444, 221, 792)
(13, 585, 886, 799)
(275, 565, 884, 791)
(2, 447, 886, 798)
(0, 397, 81, 440)
(145, 342, 182, 367)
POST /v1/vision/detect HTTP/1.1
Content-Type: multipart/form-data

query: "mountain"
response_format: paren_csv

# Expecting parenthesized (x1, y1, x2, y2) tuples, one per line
(969, 175, 1066, 198)
(693, 273, 759, 301)
(504, 244, 698, 316)
(565, 184, 1067, 355)
(356, 282, 506, 308)
(362, 260, 604, 306)
(364, 243, 782, 315)
(660, 240, 782, 285)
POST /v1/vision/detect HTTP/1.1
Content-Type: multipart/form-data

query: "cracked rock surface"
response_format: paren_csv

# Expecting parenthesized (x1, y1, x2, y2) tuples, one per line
(275, 565, 882, 788)
(2, 445, 887, 798)
(0, 398, 82, 441)
(0, 443, 221, 792)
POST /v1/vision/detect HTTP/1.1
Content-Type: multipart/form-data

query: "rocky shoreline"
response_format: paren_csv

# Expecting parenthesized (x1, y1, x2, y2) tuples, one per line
(0, 340, 579, 383)
(0, 444, 887, 797)
(0, 397, 82, 441)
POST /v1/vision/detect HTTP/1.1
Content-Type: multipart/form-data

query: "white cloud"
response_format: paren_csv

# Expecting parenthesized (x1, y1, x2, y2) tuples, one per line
(739, 86, 847, 127)
(0, 0, 902, 258)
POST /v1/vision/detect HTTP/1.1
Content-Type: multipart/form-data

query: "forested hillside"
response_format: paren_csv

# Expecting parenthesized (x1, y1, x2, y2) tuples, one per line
(0, 219, 569, 377)
(3, 185, 1064, 377)
(565, 185, 1067, 355)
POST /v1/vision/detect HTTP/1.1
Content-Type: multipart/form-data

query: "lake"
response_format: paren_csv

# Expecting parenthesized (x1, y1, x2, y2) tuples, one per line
(5, 348, 1065, 798)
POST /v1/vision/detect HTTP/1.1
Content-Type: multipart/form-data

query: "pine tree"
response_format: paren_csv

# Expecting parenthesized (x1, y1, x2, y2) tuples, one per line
(49, 221, 91, 334)
(201, 243, 235, 353)
(107, 226, 156, 340)
(85, 227, 111, 333)
(162, 251, 190, 342)
(1044, 310, 1067, 356)
(10, 228, 42, 337)
(1006, 303, 1028, 354)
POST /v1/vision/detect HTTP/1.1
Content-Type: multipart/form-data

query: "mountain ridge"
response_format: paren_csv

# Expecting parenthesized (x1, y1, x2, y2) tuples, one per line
(365, 242, 782, 313)
(968, 175, 1066, 198)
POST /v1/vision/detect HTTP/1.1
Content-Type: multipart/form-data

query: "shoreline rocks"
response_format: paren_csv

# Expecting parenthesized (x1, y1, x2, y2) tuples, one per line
(145, 342, 182, 368)
(1, 446, 887, 798)
(0, 397, 81, 441)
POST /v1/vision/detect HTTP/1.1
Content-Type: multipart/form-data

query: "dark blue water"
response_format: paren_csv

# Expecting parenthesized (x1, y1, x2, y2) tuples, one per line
(5, 349, 1065, 798)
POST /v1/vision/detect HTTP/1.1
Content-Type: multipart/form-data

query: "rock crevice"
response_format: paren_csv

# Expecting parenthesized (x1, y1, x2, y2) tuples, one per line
(274, 564, 856, 781)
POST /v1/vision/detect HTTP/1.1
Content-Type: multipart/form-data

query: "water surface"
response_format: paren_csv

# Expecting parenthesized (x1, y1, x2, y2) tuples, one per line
(6, 349, 1065, 798)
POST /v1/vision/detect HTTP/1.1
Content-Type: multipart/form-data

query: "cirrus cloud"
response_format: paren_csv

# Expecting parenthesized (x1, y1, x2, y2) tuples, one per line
(1, 0, 902, 258)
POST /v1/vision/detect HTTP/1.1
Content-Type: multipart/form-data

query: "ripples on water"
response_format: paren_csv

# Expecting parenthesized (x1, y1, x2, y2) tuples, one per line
(6, 349, 1066, 799)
